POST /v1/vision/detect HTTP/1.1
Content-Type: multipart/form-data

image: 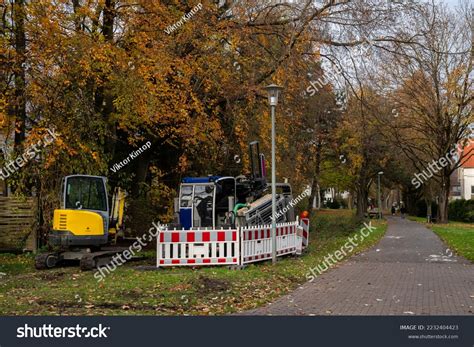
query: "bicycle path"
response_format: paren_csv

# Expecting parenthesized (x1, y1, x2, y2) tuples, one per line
(243, 217, 473, 315)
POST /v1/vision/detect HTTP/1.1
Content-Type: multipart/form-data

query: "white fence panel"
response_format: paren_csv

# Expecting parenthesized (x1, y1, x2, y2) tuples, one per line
(240, 225, 273, 264)
(157, 228, 239, 267)
(240, 221, 300, 265)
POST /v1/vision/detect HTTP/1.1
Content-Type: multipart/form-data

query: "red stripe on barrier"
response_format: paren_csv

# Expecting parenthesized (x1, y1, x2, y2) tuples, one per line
(233, 258, 237, 262)
(187, 232, 195, 242)
(203, 232, 210, 242)
(232, 231, 236, 241)
(171, 259, 180, 264)
(218, 231, 225, 241)
(267, 228, 270, 238)
(203, 259, 211, 263)
(160, 260, 164, 264)
(160, 233, 164, 242)
(218, 258, 226, 263)
(187, 259, 196, 264)
(172, 233, 179, 243)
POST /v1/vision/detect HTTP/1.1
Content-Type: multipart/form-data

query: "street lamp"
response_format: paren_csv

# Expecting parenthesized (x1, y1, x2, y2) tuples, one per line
(265, 84, 283, 264)
(377, 171, 384, 219)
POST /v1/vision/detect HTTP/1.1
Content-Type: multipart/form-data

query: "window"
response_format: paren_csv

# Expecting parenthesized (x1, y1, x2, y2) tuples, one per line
(452, 185, 461, 196)
(65, 177, 107, 211)
(179, 185, 193, 207)
(215, 178, 235, 225)
(193, 185, 214, 227)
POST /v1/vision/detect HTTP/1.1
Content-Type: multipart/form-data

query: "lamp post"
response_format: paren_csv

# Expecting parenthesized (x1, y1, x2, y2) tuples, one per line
(377, 171, 384, 219)
(265, 84, 283, 264)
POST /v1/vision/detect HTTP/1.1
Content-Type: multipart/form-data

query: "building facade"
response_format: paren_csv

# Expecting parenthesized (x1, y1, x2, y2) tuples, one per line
(451, 142, 474, 200)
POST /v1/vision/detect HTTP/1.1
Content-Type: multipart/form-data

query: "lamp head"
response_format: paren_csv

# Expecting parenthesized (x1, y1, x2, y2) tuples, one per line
(264, 84, 283, 106)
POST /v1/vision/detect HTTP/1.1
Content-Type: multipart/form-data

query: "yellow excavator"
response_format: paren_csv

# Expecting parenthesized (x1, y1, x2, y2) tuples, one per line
(35, 175, 127, 270)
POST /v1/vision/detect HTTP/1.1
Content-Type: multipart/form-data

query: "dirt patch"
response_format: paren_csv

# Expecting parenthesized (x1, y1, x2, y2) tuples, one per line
(119, 288, 144, 299)
(36, 300, 133, 310)
(36, 271, 66, 281)
(193, 276, 231, 295)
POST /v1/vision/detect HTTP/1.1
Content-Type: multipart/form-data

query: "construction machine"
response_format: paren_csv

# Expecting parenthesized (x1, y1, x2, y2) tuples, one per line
(35, 175, 127, 270)
(172, 141, 296, 229)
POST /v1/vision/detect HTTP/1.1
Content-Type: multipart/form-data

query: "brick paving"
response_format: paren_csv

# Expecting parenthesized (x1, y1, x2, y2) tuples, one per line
(243, 217, 474, 315)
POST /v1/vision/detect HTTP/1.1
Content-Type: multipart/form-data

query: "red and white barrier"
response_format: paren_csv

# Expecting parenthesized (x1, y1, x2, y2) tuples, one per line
(300, 217, 310, 248)
(276, 222, 298, 256)
(157, 228, 239, 267)
(240, 224, 274, 264)
(156, 220, 308, 267)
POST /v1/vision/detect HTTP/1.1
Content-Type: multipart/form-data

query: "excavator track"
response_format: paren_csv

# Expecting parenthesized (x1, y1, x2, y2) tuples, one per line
(79, 250, 123, 271)
(36, 247, 138, 271)
(35, 252, 60, 270)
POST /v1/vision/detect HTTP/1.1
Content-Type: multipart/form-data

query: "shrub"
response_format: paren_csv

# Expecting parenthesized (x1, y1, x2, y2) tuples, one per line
(326, 199, 341, 209)
(312, 212, 362, 238)
(415, 200, 438, 218)
(448, 199, 474, 223)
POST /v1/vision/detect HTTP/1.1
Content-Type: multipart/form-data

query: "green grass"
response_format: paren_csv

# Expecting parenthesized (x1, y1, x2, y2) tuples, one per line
(0, 210, 387, 315)
(408, 216, 474, 262)
(407, 216, 426, 223)
(431, 223, 474, 262)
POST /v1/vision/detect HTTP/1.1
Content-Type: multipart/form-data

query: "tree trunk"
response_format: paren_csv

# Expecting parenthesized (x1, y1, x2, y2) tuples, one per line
(356, 186, 368, 219)
(437, 173, 450, 223)
(425, 198, 432, 222)
(306, 142, 321, 215)
(95, 0, 117, 161)
(13, 0, 26, 147)
(316, 185, 321, 209)
(131, 148, 152, 197)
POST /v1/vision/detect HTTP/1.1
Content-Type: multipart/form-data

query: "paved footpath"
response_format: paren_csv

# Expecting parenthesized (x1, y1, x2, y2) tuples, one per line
(244, 217, 474, 315)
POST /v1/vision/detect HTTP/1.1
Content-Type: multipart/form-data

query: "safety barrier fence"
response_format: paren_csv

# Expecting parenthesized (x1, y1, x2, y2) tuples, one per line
(301, 217, 310, 248)
(156, 219, 310, 268)
(157, 228, 239, 266)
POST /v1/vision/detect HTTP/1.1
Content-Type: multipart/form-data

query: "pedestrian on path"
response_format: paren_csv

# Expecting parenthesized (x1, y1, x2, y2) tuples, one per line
(400, 204, 407, 218)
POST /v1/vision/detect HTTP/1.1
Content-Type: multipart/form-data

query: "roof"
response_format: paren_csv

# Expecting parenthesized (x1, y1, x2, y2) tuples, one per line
(182, 176, 221, 183)
(460, 142, 474, 168)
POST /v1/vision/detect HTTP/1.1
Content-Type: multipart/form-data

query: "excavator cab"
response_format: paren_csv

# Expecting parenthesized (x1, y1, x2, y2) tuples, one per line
(50, 175, 110, 247)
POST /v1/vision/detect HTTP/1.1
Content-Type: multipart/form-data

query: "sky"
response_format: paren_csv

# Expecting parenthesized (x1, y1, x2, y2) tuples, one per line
(437, 0, 469, 9)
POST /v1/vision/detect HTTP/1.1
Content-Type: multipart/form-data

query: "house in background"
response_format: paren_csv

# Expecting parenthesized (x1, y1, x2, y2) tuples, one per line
(457, 142, 474, 200)
(450, 168, 462, 200)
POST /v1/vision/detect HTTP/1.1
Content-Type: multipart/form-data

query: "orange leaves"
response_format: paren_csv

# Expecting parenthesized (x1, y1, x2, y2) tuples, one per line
(0, 96, 7, 128)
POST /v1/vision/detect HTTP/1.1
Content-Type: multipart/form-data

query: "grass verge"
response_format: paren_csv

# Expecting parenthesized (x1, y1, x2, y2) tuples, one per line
(408, 216, 474, 262)
(0, 210, 386, 315)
